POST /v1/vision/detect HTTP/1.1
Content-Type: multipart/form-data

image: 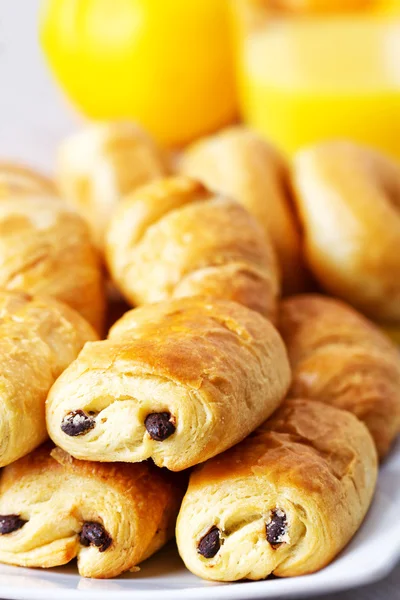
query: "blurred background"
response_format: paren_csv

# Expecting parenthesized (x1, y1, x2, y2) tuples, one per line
(1, 0, 400, 173)
(0, 0, 79, 172)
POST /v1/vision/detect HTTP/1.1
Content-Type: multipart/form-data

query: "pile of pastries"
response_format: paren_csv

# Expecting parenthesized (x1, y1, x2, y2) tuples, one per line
(0, 123, 399, 582)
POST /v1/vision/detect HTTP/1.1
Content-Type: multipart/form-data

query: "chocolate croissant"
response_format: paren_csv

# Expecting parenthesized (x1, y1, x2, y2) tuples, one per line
(0, 162, 57, 198)
(0, 194, 105, 331)
(279, 294, 400, 458)
(46, 297, 291, 470)
(0, 444, 183, 578)
(176, 399, 377, 581)
(292, 141, 400, 324)
(0, 290, 96, 467)
(57, 122, 169, 249)
(180, 126, 305, 294)
(106, 176, 279, 321)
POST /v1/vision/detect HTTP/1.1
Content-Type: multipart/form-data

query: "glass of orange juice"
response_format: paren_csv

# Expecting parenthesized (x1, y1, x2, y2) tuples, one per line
(231, 1, 400, 159)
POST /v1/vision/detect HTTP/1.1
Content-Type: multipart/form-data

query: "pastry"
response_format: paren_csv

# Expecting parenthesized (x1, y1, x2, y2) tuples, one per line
(176, 398, 377, 581)
(106, 176, 280, 320)
(180, 126, 305, 293)
(292, 140, 400, 324)
(0, 444, 183, 578)
(279, 294, 400, 458)
(0, 290, 96, 467)
(57, 122, 170, 249)
(46, 297, 291, 470)
(0, 162, 57, 198)
(0, 194, 105, 331)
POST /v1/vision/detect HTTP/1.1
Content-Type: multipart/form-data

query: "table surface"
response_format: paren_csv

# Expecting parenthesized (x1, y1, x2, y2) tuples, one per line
(0, 2, 399, 599)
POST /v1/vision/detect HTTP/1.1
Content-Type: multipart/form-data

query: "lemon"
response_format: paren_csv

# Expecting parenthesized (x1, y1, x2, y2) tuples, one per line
(41, 0, 237, 146)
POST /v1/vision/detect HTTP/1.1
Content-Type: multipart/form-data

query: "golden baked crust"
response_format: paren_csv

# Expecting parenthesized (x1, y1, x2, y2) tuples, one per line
(0, 290, 96, 467)
(0, 162, 57, 198)
(279, 294, 400, 458)
(176, 399, 377, 581)
(292, 141, 400, 323)
(0, 443, 183, 578)
(105, 176, 280, 321)
(46, 297, 291, 470)
(0, 194, 105, 331)
(180, 126, 305, 293)
(57, 122, 170, 249)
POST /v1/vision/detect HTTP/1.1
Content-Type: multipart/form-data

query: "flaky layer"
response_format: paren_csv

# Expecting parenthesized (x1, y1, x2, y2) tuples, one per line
(180, 126, 305, 294)
(279, 294, 400, 458)
(176, 399, 377, 581)
(292, 141, 400, 323)
(0, 194, 105, 331)
(105, 176, 279, 321)
(0, 290, 96, 467)
(57, 122, 169, 249)
(46, 297, 291, 470)
(0, 444, 183, 578)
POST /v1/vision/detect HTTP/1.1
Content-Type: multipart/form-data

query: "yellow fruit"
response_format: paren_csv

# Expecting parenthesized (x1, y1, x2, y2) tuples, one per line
(40, 0, 237, 147)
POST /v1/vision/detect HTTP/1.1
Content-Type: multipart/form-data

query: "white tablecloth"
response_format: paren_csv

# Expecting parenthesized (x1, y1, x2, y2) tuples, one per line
(0, 2, 398, 599)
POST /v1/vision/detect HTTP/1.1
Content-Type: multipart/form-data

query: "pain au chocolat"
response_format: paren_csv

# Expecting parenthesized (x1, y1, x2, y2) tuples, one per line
(57, 122, 170, 249)
(292, 141, 400, 325)
(46, 297, 291, 471)
(0, 290, 96, 467)
(176, 399, 377, 581)
(0, 194, 105, 332)
(0, 444, 183, 578)
(279, 294, 400, 458)
(180, 126, 306, 294)
(105, 176, 280, 321)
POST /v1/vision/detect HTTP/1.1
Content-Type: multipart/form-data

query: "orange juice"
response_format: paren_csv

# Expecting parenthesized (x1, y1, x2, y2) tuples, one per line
(233, 6, 400, 158)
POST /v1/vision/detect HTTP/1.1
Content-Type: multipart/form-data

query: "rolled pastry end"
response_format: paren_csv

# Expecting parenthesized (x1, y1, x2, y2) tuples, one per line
(177, 399, 377, 581)
(177, 484, 307, 581)
(46, 350, 225, 471)
(0, 445, 183, 578)
(47, 298, 291, 470)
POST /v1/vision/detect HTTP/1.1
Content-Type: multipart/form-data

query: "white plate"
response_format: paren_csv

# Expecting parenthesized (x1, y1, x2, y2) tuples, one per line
(0, 438, 398, 600)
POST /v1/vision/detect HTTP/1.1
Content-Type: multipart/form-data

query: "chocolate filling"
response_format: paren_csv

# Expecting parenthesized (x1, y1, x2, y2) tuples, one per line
(79, 521, 112, 552)
(197, 526, 221, 558)
(266, 509, 287, 548)
(145, 412, 175, 441)
(0, 514, 27, 535)
(61, 410, 96, 437)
